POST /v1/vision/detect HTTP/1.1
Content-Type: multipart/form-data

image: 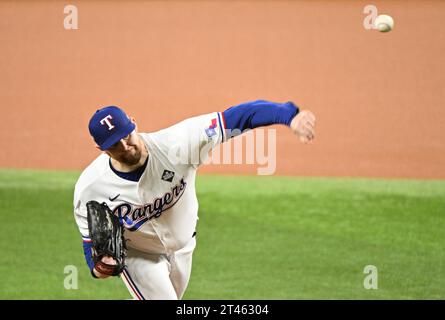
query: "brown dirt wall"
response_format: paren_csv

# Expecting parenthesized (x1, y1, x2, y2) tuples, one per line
(0, 0, 444, 179)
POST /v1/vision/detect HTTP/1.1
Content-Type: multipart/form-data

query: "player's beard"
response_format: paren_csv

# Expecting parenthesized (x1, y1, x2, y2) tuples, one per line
(119, 148, 142, 166)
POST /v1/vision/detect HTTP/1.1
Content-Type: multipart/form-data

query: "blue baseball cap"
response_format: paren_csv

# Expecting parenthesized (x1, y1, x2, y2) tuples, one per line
(88, 106, 136, 150)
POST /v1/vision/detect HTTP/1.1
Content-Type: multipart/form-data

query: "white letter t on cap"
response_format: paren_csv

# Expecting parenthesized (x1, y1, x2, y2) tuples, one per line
(100, 115, 115, 130)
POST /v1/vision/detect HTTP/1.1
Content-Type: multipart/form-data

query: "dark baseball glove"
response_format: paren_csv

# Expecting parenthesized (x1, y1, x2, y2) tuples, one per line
(86, 200, 126, 276)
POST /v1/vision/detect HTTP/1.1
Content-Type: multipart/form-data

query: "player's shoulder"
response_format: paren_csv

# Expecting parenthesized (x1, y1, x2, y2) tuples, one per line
(141, 111, 222, 139)
(140, 111, 224, 151)
(74, 154, 109, 199)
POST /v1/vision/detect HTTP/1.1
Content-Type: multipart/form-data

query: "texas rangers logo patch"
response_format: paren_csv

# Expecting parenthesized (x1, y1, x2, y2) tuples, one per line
(205, 118, 217, 138)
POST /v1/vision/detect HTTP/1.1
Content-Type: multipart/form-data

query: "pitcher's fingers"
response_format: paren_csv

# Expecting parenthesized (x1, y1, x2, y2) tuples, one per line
(308, 131, 315, 141)
(305, 126, 315, 141)
(304, 120, 315, 130)
(303, 123, 315, 136)
(306, 113, 316, 126)
(301, 110, 315, 121)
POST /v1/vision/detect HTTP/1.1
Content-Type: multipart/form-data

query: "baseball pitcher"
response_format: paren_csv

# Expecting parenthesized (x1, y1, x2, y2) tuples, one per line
(73, 100, 316, 300)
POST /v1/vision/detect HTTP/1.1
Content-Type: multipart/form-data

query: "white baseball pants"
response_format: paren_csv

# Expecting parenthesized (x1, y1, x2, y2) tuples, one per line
(120, 237, 196, 300)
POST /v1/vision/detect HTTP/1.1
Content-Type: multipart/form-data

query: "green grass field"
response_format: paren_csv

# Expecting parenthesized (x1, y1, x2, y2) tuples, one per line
(0, 169, 444, 299)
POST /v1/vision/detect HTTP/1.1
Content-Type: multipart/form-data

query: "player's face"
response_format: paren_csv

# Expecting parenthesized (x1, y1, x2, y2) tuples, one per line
(106, 131, 144, 166)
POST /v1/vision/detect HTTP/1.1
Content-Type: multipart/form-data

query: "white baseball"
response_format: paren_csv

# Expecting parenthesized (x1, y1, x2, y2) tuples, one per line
(374, 14, 394, 32)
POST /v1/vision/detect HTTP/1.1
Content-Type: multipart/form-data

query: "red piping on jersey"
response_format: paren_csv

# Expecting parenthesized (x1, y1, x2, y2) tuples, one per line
(220, 111, 227, 129)
(122, 269, 144, 300)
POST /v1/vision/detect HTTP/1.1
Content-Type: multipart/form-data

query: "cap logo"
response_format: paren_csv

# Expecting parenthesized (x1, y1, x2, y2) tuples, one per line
(100, 115, 115, 130)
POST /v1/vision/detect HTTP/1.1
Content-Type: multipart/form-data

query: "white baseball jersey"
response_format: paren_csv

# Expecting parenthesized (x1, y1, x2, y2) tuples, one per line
(74, 112, 227, 255)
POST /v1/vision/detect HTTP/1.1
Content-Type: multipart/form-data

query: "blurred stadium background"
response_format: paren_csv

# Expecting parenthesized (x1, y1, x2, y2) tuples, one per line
(0, 0, 444, 299)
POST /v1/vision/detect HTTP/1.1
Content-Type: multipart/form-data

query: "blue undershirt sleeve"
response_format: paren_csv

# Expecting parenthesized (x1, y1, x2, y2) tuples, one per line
(82, 240, 98, 278)
(222, 100, 299, 139)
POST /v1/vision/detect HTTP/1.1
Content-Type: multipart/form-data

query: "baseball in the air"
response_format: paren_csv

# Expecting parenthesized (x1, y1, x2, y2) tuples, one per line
(374, 14, 394, 32)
